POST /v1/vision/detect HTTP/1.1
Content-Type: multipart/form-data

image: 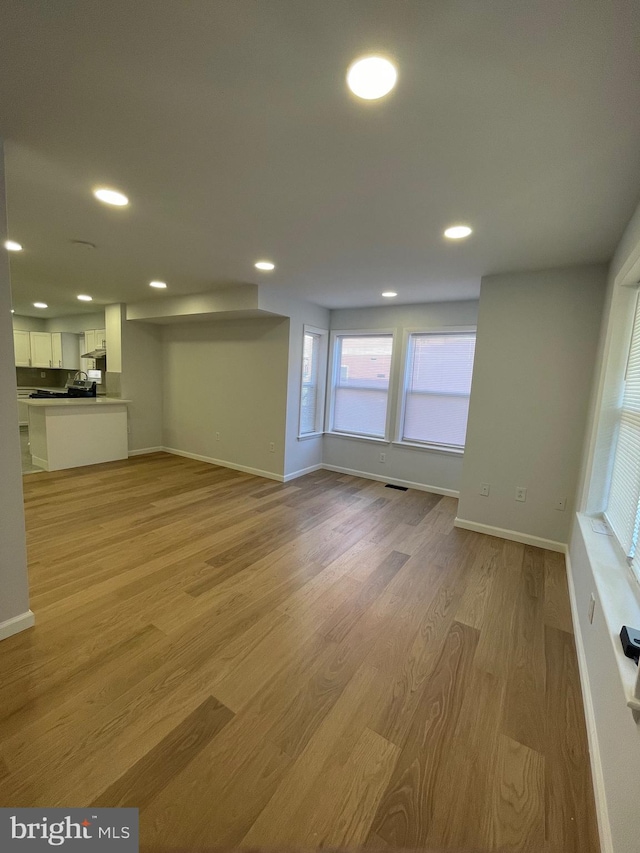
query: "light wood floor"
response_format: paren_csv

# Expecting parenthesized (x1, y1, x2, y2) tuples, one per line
(1, 453, 599, 852)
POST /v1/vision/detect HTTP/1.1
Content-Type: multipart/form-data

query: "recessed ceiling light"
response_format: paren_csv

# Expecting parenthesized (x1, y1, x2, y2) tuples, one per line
(33, 302, 48, 309)
(255, 261, 275, 271)
(4, 240, 23, 251)
(77, 294, 93, 302)
(93, 187, 129, 207)
(11, 309, 15, 313)
(149, 280, 167, 289)
(382, 291, 397, 298)
(444, 225, 473, 240)
(347, 55, 397, 100)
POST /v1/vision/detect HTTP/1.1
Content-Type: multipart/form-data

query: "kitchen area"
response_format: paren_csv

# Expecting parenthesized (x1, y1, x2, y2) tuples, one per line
(14, 314, 130, 474)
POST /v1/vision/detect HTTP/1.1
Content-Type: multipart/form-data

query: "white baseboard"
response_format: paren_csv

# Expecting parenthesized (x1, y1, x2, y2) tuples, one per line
(128, 447, 165, 457)
(322, 464, 459, 498)
(31, 455, 49, 471)
(564, 550, 613, 853)
(163, 447, 284, 482)
(0, 610, 35, 642)
(453, 517, 566, 553)
(283, 463, 324, 482)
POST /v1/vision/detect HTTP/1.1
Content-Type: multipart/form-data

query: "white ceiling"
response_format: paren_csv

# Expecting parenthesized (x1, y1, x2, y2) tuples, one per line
(1, 0, 640, 317)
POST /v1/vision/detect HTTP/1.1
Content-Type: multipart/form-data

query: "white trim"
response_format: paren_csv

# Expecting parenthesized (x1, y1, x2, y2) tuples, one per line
(163, 447, 284, 482)
(283, 463, 324, 482)
(128, 447, 164, 457)
(564, 549, 614, 853)
(322, 463, 459, 498)
(325, 432, 389, 445)
(453, 517, 566, 553)
(298, 324, 329, 439)
(0, 610, 35, 642)
(31, 455, 49, 471)
(391, 439, 464, 456)
(297, 432, 324, 442)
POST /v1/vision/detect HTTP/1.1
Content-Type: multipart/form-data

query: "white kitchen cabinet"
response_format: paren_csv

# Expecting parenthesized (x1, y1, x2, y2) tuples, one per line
(29, 332, 53, 368)
(13, 330, 31, 366)
(51, 332, 80, 369)
(95, 329, 106, 350)
(80, 331, 95, 371)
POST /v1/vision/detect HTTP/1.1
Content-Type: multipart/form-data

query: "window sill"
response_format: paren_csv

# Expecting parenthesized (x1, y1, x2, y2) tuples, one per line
(325, 431, 389, 445)
(575, 513, 640, 712)
(297, 432, 324, 442)
(391, 440, 464, 457)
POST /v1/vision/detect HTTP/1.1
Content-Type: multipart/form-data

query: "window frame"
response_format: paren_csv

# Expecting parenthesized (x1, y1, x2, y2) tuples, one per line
(297, 324, 329, 440)
(326, 329, 397, 442)
(395, 325, 477, 454)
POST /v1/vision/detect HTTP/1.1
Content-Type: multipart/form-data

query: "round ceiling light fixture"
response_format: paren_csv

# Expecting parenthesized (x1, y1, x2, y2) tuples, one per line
(444, 224, 473, 240)
(382, 291, 398, 298)
(347, 55, 397, 100)
(93, 187, 129, 207)
(4, 240, 23, 251)
(149, 280, 167, 289)
(77, 294, 93, 302)
(254, 260, 275, 271)
(33, 302, 48, 309)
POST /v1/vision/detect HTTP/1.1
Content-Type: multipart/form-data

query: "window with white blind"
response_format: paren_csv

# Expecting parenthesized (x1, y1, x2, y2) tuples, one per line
(605, 290, 640, 579)
(329, 333, 394, 438)
(299, 326, 328, 437)
(400, 331, 476, 449)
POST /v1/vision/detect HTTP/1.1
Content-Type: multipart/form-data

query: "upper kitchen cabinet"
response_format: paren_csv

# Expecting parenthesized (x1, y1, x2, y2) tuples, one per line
(51, 333, 80, 369)
(13, 330, 31, 366)
(29, 332, 53, 368)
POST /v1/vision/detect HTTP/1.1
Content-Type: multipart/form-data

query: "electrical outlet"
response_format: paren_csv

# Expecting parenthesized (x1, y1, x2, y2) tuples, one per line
(269, 442, 275, 453)
(554, 497, 567, 511)
(480, 483, 490, 496)
(40, 371, 46, 378)
(515, 486, 527, 502)
(588, 593, 596, 624)
(379, 452, 386, 463)
(215, 431, 220, 441)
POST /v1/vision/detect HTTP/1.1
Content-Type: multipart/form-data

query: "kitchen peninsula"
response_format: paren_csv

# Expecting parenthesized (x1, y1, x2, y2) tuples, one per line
(25, 398, 130, 471)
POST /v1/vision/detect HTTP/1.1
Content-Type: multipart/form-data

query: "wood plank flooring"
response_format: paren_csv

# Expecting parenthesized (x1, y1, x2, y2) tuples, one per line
(0, 453, 600, 852)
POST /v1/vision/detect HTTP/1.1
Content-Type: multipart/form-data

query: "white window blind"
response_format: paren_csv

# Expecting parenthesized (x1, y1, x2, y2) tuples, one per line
(605, 291, 640, 575)
(332, 334, 393, 438)
(402, 332, 476, 448)
(300, 331, 321, 435)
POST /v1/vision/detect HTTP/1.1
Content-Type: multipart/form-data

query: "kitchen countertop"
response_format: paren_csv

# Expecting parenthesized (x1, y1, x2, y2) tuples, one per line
(24, 397, 130, 407)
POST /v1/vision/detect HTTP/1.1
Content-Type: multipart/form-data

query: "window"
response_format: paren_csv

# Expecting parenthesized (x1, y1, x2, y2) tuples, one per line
(299, 326, 328, 436)
(329, 333, 394, 438)
(605, 291, 640, 578)
(400, 331, 476, 449)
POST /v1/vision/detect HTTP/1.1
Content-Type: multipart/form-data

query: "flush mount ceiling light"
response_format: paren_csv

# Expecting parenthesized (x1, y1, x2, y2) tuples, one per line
(4, 240, 23, 251)
(93, 187, 129, 207)
(382, 291, 398, 298)
(77, 294, 93, 302)
(33, 302, 48, 309)
(444, 224, 473, 240)
(347, 55, 397, 100)
(254, 260, 275, 271)
(149, 280, 167, 289)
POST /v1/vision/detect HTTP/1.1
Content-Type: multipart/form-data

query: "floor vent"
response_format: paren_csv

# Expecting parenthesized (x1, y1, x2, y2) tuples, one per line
(385, 483, 408, 491)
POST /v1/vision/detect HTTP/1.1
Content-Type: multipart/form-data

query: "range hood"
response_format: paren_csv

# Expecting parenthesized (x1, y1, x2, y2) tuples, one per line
(81, 348, 107, 359)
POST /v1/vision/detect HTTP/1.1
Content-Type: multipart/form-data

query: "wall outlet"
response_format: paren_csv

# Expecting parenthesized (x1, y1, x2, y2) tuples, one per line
(40, 371, 46, 378)
(588, 593, 596, 624)
(554, 497, 567, 511)
(215, 431, 220, 441)
(269, 442, 275, 453)
(480, 483, 490, 496)
(515, 486, 527, 502)
(379, 452, 386, 463)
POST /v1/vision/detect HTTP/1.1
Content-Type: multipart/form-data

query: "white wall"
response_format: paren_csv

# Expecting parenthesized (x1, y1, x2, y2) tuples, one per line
(0, 142, 33, 640)
(259, 288, 330, 479)
(46, 312, 105, 334)
(567, 199, 640, 853)
(457, 265, 606, 547)
(162, 317, 289, 478)
(12, 314, 45, 332)
(323, 301, 478, 493)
